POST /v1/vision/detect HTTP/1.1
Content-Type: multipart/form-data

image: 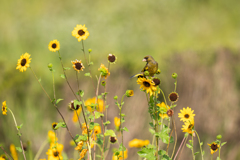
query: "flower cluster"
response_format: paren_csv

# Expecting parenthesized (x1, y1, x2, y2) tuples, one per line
(178, 107, 195, 135)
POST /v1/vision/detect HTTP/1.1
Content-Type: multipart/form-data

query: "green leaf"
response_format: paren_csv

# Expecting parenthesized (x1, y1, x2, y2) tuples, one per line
(186, 144, 193, 149)
(171, 104, 177, 108)
(149, 128, 155, 135)
(121, 102, 124, 106)
(89, 122, 95, 130)
(221, 142, 227, 147)
(38, 78, 41, 82)
(200, 142, 203, 146)
(104, 129, 116, 137)
(158, 127, 170, 144)
(149, 122, 154, 128)
(162, 154, 171, 160)
(97, 95, 102, 99)
(137, 146, 156, 160)
(103, 121, 111, 126)
(74, 134, 79, 140)
(88, 115, 94, 121)
(84, 72, 91, 77)
(105, 105, 109, 109)
(16, 147, 22, 152)
(79, 90, 84, 97)
(194, 152, 199, 155)
(56, 98, 63, 104)
(216, 157, 221, 160)
(76, 135, 88, 142)
(122, 127, 129, 132)
(89, 62, 93, 65)
(60, 74, 65, 79)
(17, 124, 23, 130)
(95, 112, 104, 119)
(202, 151, 205, 156)
(120, 113, 126, 117)
(184, 132, 189, 138)
(158, 150, 166, 156)
(64, 67, 70, 70)
(73, 100, 82, 109)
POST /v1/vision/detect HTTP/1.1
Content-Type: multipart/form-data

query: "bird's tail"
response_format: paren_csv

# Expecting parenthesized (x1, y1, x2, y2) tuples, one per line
(130, 73, 145, 79)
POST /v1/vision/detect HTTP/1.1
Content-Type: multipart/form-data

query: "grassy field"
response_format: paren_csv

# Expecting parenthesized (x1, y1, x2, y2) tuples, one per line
(0, 0, 240, 159)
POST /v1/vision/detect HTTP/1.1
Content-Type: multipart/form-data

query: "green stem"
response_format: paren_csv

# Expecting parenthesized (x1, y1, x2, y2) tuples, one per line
(119, 94, 125, 160)
(159, 88, 168, 106)
(174, 80, 177, 92)
(8, 108, 27, 160)
(195, 131, 204, 160)
(171, 115, 177, 159)
(51, 70, 56, 102)
(191, 135, 195, 160)
(219, 140, 221, 159)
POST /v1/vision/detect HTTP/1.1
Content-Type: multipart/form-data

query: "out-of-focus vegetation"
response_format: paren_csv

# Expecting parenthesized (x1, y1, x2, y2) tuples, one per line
(0, 0, 240, 159)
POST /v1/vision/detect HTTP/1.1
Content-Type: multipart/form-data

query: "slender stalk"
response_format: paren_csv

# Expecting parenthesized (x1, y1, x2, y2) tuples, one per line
(0, 146, 14, 160)
(154, 93, 159, 160)
(75, 110, 82, 129)
(30, 67, 77, 146)
(159, 88, 167, 106)
(81, 40, 96, 92)
(178, 135, 188, 160)
(119, 94, 125, 160)
(8, 108, 27, 160)
(195, 131, 204, 160)
(33, 140, 48, 160)
(191, 135, 195, 160)
(171, 115, 178, 159)
(166, 118, 173, 153)
(218, 140, 221, 159)
(52, 70, 56, 102)
(57, 51, 78, 100)
(173, 135, 187, 160)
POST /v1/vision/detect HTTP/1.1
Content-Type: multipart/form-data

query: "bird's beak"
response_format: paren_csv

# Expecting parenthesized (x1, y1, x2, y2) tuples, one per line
(142, 59, 146, 62)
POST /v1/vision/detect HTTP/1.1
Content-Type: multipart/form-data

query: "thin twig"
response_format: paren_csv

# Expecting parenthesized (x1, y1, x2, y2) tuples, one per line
(0, 146, 14, 160)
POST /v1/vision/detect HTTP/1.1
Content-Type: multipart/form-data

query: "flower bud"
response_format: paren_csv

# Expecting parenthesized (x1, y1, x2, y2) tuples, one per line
(126, 90, 134, 97)
(88, 49, 92, 53)
(172, 73, 178, 79)
(216, 135, 222, 140)
(109, 136, 117, 144)
(144, 71, 149, 76)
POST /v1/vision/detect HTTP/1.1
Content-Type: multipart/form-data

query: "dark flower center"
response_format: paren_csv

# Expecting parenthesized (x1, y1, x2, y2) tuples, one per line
(167, 109, 174, 117)
(52, 43, 57, 49)
(108, 55, 116, 62)
(153, 78, 160, 86)
(211, 144, 218, 151)
(75, 62, 82, 70)
(169, 92, 178, 101)
(21, 59, 27, 66)
(2, 106, 5, 110)
(184, 114, 190, 118)
(52, 123, 57, 129)
(110, 136, 117, 143)
(188, 124, 193, 130)
(53, 151, 59, 157)
(78, 29, 85, 36)
(143, 81, 150, 87)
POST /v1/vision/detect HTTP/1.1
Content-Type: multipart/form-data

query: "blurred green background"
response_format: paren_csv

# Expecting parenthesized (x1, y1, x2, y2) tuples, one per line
(0, 0, 240, 159)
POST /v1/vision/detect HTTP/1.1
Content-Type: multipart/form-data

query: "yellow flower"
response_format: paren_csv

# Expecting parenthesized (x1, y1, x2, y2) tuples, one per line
(181, 119, 194, 134)
(2, 101, 7, 115)
(98, 64, 110, 79)
(85, 97, 105, 112)
(72, 108, 82, 123)
(48, 130, 58, 144)
(178, 107, 195, 122)
(208, 142, 220, 154)
(157, 102, 170, 119)
(129, 139, 150, 148)
(48, 40, 60, 52)
(75, 141, 84, 151)
(10, 144, 18, 160)
(39, 159, 46, 160)
(137, 77, 157, 96)
(0, 154, 7, 160)
(79, 149, 88, 160)
(52, 122, 58, 130)
(72, 24, 90, 42)
(112, 149, 128, 160)
(16, 53, 31, 72)
(114, 117, 120, 128)
(46, 143, 64, 160)
(71, 59, 85, 72)
(93, 125, 101, 135)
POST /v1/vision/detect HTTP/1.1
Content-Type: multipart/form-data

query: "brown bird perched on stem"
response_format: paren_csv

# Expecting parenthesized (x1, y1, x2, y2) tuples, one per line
(131, 55, 158, 78)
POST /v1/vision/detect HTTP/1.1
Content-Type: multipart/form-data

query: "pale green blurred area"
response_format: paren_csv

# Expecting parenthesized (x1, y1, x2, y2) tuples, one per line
(0, 0, 240, 159)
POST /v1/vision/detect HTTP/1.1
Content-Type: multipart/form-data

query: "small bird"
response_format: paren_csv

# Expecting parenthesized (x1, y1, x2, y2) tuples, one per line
(131, 55, 158, 78)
